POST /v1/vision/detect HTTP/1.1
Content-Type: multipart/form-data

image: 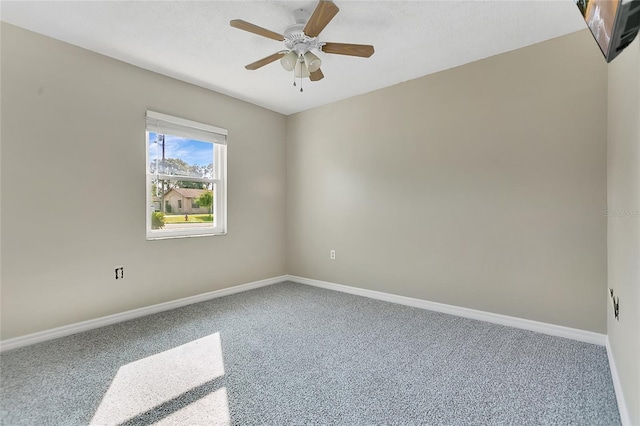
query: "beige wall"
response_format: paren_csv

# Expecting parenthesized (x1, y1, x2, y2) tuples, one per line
(607, 36, 640, 425)
(0, 23, 287, 339)
(286, 30, 608, 333)
(0, 24, 614, 342)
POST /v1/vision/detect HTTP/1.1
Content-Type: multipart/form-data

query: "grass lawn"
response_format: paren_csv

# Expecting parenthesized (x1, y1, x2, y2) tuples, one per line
(164, 214, 213, 223)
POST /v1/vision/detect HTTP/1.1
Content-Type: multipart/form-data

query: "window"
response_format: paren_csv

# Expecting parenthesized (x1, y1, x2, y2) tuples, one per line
(146, 111, 227, 239)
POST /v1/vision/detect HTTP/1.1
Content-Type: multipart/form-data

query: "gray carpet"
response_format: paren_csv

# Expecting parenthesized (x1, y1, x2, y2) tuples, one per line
(0, 281, 620, 425)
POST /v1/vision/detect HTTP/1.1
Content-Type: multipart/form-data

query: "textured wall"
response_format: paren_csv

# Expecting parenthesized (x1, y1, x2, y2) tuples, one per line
(0, 23, 287, 339)
(607, 36, 640, 425)
(286, 30, 608, 333)
(1, 23, 613, 342)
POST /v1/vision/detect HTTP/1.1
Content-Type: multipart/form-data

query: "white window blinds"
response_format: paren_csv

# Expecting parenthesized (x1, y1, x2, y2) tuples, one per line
(146, 110, 227, 145)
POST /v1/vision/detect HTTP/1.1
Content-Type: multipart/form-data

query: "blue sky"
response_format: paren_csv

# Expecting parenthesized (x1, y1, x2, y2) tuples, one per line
(148, 132, 213, 166)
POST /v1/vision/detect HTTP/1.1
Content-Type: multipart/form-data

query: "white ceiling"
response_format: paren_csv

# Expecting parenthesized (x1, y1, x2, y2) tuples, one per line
(1, 1, 586, 115)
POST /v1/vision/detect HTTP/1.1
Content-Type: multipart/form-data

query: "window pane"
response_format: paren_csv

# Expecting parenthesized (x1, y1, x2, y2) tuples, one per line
(148, 132, 214, 178)
(146, 112, 226, 240)
(149, 179, 215, 231)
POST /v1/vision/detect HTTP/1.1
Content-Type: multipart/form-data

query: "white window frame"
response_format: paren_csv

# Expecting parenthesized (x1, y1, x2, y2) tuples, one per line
(145, 111, 227, 240)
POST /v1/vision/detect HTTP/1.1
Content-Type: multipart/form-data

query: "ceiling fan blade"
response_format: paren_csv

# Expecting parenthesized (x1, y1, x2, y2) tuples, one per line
(230, 19, 284, 41)
(303, 1, 339, 38)
(309, 69, 324, 81)
(322, 42, 374, 58)
(245, 52, 286, 70)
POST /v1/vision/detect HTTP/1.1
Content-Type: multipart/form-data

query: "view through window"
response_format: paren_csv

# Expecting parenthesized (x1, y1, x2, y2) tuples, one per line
(146, 111, 227, 239)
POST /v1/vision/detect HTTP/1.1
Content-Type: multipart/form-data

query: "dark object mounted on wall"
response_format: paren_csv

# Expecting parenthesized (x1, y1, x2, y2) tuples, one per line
(575, 0, 640, 62)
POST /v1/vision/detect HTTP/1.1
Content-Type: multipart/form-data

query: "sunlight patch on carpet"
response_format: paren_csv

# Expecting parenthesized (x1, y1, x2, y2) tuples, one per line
(90, 333, 227, 425)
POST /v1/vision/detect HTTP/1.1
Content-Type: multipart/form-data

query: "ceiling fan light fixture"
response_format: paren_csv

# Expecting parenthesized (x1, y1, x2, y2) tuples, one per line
(280, 51, 298, 71)
(231, 0, 374, 85)
(294, 59, 310, 78)
(303, 51, 321, 72)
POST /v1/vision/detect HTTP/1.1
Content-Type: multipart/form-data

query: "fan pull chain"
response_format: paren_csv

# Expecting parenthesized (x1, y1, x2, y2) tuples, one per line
(298, 54, 303, 92)
(293, 72, 296, 87)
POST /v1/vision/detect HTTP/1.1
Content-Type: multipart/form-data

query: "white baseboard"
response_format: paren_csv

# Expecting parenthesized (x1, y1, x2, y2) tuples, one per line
(606, 338, 631, 425)
(287, 275, 607, 346)
(0, 275, 287, 353)
(1, 274, 607, 352)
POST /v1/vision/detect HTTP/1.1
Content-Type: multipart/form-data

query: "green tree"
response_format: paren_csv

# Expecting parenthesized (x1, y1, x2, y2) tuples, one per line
(151, 158, 191, 175)
(196, 190, 214, 218)
(151, 211, 165, 229)
(177, 181, 205, 189)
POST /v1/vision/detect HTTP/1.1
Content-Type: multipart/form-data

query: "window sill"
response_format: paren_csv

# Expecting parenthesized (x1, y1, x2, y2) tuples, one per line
(146, 231, 227, 241)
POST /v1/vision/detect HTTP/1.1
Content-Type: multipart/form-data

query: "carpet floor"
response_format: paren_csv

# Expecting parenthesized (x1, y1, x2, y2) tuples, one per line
(0, 281, 619, 425)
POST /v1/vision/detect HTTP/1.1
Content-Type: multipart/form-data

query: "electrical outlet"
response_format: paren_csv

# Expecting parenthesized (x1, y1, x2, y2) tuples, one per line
(609, 288, 619, 321)
(115, 267, 124, 279)
(330, 250, 336, 260)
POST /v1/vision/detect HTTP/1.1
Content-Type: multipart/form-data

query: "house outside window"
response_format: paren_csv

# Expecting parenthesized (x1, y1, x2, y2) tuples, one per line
(146, 111, 227, 239)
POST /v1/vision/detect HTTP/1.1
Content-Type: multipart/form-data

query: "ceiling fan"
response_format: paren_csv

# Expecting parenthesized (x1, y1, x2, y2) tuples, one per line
(230, 0, 374, 89)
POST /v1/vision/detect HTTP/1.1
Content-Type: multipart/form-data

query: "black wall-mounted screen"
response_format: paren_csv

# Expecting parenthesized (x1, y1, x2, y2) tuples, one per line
(575, 0, 640, 62)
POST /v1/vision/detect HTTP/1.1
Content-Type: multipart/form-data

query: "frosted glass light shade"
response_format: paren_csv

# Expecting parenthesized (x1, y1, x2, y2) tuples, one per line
(303, 52, 321, 72)
(294, 60, 310, 78)
(280, 51, 298, 72)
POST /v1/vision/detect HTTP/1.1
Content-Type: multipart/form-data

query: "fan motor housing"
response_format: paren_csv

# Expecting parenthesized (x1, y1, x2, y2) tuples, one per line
(284, 25, 323, 54)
